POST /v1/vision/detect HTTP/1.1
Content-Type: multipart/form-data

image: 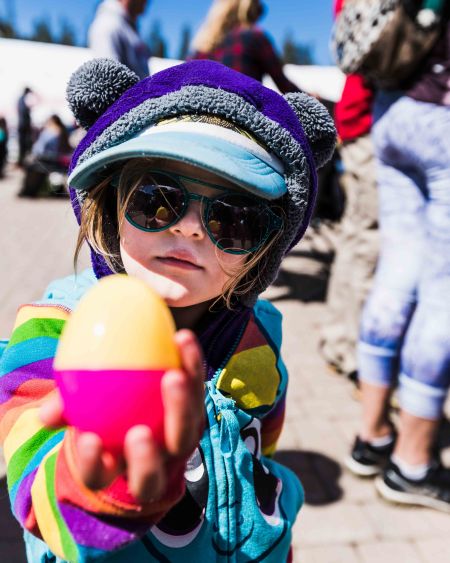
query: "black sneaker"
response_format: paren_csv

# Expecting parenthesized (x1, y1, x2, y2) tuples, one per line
(376, 460, 450, 513)
(345, 435, 395, 477)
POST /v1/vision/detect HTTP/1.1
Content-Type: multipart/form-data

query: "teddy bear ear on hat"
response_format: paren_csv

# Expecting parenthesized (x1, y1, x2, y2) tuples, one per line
(66, 58, 140, 130)
(284, 92, 337, 169)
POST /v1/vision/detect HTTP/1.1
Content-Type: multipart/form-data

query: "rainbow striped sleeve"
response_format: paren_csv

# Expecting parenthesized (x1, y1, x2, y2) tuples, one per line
(0, 304, 184, 562)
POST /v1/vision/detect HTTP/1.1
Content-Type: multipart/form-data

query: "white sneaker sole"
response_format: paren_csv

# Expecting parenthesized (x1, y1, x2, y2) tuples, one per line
(344, 456, 380, 477)
(375, 476, 450, 513)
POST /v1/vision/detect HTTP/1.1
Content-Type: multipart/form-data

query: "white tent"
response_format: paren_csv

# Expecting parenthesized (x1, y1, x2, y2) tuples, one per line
(0, 37, 345, 129)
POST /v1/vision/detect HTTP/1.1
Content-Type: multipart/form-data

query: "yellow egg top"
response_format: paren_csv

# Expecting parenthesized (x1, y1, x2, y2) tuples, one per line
(54, 275, 180, 370)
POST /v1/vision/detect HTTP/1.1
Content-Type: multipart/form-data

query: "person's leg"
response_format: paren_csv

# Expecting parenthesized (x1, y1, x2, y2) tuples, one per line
(359, 381, 393, 441)
(391, 302, 449, 469)
(394, 101, 450, 464)
(17, 130, 26, 167)
(347, 97, 427, 476)
(377, 343, 450, 507)
(320, 134, 378, 375)
(357, 163, 426, 425)
(375, 100, 450, 512)
(394, 413, 439, 465)
(347, 160, 425, 476)
(0, 145, 5, 177)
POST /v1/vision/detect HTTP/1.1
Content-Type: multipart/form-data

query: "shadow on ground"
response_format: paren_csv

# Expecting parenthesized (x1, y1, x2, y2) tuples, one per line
(0, 477, 26, 562)
(269, 247, 334, 304)
(274, 449, 342, 505)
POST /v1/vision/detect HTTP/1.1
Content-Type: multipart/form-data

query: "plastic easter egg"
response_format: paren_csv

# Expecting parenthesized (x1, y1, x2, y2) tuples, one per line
(53, 274, 180, 453)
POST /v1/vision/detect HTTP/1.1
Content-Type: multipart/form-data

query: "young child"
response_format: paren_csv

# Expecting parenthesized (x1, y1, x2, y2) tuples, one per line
(0, 59, 335, 562)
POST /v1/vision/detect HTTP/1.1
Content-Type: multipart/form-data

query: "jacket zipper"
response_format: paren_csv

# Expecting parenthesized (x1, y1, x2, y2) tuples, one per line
(207, 319, 248, 562)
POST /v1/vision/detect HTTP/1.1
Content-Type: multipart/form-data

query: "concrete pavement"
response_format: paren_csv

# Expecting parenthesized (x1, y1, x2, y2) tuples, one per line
(1, 167, 449, 563)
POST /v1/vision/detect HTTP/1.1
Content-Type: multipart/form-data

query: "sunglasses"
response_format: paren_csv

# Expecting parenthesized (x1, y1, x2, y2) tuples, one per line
(121, 170, 283, 254)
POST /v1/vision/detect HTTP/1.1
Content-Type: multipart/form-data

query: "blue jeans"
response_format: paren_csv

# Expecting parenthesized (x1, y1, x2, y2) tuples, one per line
(358, 95, 450, 420)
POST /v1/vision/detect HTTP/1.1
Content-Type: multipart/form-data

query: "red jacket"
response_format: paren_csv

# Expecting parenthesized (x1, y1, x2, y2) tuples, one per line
(334, 0, 374, 141)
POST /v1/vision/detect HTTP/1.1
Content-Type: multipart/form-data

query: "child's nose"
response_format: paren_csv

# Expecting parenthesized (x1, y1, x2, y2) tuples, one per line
(169, 201, 205, 240)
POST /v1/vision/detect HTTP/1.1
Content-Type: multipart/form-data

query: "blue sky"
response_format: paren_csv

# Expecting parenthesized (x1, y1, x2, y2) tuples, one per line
(1, 0, 334, 64)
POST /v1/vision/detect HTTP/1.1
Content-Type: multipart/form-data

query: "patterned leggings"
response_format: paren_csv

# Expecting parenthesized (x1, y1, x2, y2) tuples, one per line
(358, 95, 450, 420)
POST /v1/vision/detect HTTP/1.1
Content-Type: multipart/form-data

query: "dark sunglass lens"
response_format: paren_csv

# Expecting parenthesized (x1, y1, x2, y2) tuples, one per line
(208, 195, 270, 252)
(126, 174, 185, 230)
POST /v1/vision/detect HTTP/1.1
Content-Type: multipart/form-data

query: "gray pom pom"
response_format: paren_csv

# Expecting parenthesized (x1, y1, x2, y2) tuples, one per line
(66, 58, 139, 130)
(285, 92, 336, 168)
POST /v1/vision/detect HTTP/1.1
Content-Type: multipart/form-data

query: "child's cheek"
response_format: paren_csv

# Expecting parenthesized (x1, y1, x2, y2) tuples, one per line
(119, 221, 149, 262)
(216, 252, 248, 281)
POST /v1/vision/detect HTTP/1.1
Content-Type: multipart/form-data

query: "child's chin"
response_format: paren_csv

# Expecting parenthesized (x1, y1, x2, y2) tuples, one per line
(132, 272, 188, 304)
(163, 284, 205, 308)
(158, 282, 215, 309)
(120, 248, 208, 306)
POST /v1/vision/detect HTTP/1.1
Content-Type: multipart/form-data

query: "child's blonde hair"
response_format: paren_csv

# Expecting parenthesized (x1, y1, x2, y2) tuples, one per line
(192, 0, 261, 53)
(75, 158, 284, 309)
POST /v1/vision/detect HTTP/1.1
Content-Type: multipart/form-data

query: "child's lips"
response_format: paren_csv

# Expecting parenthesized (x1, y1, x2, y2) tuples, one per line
(156, 252, 203, 271)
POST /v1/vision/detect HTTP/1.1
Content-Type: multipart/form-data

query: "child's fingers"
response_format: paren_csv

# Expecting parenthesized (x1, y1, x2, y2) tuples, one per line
(175, 330, 204, 380)
(76, 432, 121, 490)
(174, 329, 205, 413)
(124, 425, 165, 502)
(162, 370, 203, 457)
(39, 391, 67, 428)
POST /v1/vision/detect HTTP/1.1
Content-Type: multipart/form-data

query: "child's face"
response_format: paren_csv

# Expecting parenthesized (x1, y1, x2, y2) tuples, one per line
(119, 161, 248, 308)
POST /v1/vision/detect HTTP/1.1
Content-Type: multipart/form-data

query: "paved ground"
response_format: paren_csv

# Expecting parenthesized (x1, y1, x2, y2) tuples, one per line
(1, 167, 449, 562)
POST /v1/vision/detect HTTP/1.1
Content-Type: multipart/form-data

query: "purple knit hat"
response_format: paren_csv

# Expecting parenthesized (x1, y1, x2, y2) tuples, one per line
(67, 59, 336, 304)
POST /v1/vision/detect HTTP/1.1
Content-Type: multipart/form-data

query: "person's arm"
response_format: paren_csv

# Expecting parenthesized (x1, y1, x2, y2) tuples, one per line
(253, 30, 300, 94)
(0, 303, 201, 561)
(334, 0, 344, 16)
(88, 23, 126, 63)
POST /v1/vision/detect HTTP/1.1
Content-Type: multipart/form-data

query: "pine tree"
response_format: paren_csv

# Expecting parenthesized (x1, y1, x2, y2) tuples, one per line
(282, 32, 314, 65)
(178, 25, 191, 60)
(1, 0, 17, 38)
(29, 19, 54, 44)
(59, 19, 76, 46)
(0, 19, 16, 38)
(147, 21, 168, 58)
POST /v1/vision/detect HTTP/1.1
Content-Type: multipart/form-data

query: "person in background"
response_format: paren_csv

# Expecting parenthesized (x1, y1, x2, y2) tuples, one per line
(319, 0, 378, 380)
(89, 0, 151, 79)
(18, 114, 72, 198)
(347, 3, 450, 512)
(31, 114, 71, 161)
(0, 117, 8, 178)
(17, 87, 33, 168)
(191, 0, 299, 93)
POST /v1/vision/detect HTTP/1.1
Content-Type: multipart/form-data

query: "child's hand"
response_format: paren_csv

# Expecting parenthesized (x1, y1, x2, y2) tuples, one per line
(40, 329, 205, 502)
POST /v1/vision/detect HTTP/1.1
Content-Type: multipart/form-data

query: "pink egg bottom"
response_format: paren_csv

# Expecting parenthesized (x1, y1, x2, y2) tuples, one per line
(55, 368, 166, 454)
